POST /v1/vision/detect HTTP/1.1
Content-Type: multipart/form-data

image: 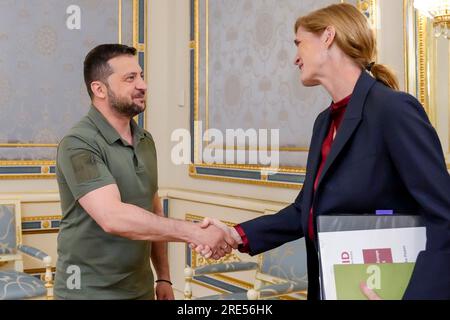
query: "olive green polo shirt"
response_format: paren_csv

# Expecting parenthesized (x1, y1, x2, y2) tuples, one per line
(54, 106, 158, 300)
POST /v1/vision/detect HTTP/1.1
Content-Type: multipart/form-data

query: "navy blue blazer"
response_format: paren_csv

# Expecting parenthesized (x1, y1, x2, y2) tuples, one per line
(240, 71, 450, 300)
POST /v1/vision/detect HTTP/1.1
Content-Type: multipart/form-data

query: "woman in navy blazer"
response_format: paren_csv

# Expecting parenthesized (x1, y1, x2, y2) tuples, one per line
(195, 3, 450, 299)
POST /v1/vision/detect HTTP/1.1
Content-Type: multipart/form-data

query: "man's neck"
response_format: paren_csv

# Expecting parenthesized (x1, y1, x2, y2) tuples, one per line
(92, 102, 133, 144)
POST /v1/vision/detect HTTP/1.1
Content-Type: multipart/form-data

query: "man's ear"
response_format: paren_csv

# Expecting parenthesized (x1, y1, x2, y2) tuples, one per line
(90, 81, 107, 99)
(323, 26, 336, 48)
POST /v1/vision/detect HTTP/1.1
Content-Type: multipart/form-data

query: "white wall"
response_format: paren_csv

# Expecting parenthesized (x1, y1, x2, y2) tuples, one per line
(378, 0, 405, 90)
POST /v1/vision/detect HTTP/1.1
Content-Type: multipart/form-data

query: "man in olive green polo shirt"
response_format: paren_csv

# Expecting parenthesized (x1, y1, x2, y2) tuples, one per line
(55, 44, 238, 300)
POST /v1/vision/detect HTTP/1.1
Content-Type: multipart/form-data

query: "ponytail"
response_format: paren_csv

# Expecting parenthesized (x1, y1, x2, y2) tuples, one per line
(369, 63, 399, 90)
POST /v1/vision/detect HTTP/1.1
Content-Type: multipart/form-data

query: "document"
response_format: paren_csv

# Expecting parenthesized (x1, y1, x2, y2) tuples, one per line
(318, 227, 426, 300)
(334, 263, 415, 299)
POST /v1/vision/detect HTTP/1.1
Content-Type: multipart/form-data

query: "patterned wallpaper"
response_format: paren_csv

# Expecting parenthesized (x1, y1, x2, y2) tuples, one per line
(0, 0, 133, 161)
(197, 0, 338, 167)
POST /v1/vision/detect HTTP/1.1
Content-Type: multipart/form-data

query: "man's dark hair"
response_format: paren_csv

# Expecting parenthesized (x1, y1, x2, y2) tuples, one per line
(83, 44, 137, 98)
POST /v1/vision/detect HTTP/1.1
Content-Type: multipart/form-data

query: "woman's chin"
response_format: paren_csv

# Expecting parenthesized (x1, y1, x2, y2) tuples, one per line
(300, 77, 320, 87)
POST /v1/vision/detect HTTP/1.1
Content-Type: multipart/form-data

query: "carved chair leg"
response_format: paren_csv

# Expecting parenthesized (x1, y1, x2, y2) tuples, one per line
(14, 259, 24, 272)
(43, 256, 53, 300)
(184, 267, 193, 300)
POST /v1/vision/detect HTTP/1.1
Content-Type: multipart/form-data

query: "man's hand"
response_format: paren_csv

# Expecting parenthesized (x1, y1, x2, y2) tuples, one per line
(189, 220, 238, 259)
(155, 281, 175, 300)
(360, 282, 382, 300)
(190, 218, 242, 260)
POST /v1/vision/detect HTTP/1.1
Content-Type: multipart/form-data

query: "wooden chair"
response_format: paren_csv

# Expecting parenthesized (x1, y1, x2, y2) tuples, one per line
(0, 200, 53, 300)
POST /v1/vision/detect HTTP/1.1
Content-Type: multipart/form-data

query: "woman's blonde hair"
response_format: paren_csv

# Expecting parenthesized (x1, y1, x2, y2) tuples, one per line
(295, 3, 399, 90)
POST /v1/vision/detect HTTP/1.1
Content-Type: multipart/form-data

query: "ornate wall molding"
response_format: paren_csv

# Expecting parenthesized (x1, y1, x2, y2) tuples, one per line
(22, 215, 62, 235)
(404, 0, 450, 168)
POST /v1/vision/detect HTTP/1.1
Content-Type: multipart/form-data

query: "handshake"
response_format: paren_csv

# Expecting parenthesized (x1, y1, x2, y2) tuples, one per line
(189, 218, 243, 260)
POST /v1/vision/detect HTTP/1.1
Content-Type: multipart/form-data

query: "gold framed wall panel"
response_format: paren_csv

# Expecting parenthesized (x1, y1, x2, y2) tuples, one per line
(190, 0, 379, 187)
(192, 0, 325, 172)
(404, 0, 450, 168)
(132, 0, 148, 130)
(0, 0, 147, 179)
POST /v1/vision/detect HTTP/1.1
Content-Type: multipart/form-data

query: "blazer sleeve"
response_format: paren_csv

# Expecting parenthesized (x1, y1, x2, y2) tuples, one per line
(239, 189, 304, 256)
(238, 110, 329, 256)
(383, 92, 450, 299)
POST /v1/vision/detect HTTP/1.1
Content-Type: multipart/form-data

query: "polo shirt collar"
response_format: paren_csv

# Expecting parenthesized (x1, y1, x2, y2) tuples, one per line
(130, 116, 147, 142)
(88, 106, 147, 145)
(88, 106, 121, 144)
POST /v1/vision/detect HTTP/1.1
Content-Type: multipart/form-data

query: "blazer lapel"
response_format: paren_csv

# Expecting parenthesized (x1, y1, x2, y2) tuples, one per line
(315, 71, 377, 191)
(301, 110, 331, 234)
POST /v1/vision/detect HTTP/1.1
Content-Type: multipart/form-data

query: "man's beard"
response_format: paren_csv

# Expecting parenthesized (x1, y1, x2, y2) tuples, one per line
(107, 88, 146, 118)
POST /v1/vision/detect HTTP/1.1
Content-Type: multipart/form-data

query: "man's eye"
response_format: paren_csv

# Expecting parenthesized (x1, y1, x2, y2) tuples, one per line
(127, 76, 135, 81)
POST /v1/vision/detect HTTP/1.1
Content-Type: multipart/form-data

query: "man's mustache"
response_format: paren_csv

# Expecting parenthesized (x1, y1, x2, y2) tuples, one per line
(133, 91, 146, 99)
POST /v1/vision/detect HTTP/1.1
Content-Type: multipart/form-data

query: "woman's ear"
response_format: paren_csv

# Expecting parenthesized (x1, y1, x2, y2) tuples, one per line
(323, 26, 336, 47)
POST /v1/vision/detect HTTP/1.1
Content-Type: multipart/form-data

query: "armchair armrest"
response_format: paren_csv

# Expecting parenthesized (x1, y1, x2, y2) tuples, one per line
(17, 245, 51, 263)
(17, 244, 53, 298)
(184, 262, 259, 300)
(193, 262, 259, 276)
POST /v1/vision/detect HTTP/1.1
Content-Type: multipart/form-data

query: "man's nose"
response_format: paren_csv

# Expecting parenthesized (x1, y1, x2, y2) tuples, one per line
(294, 55, 300, 66)
(136, 77, 147, 91)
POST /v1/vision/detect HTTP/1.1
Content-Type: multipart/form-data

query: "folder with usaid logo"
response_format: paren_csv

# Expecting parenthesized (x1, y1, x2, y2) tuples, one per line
(317, 214, 426, 300)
